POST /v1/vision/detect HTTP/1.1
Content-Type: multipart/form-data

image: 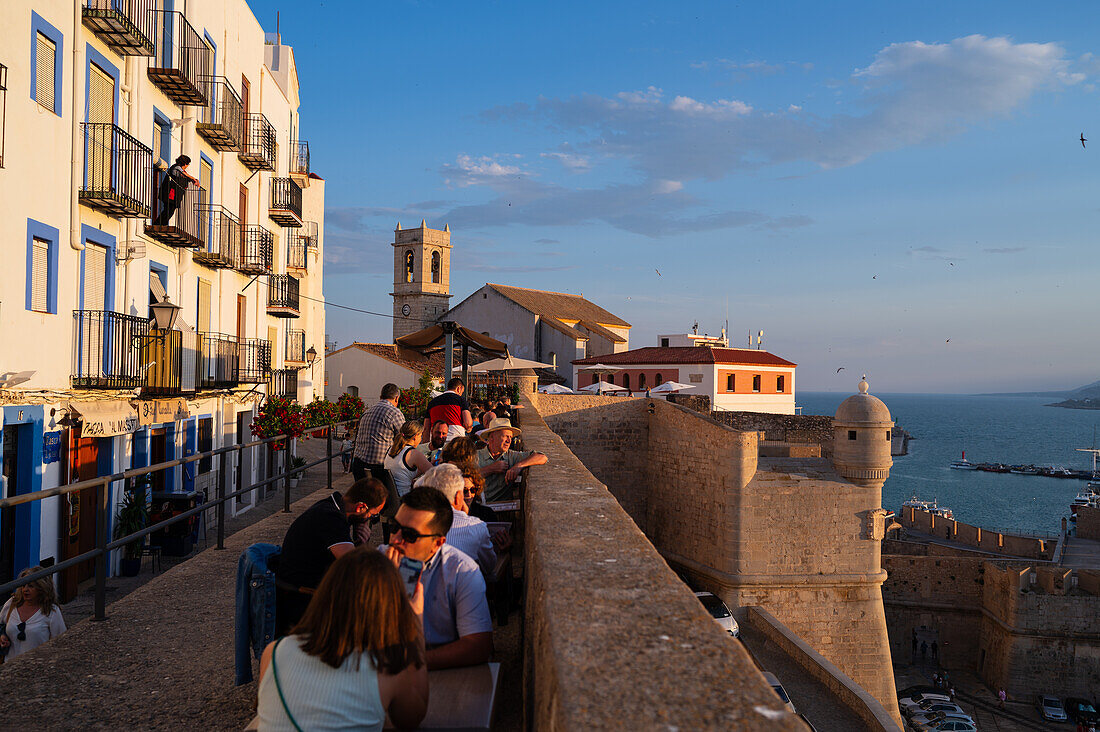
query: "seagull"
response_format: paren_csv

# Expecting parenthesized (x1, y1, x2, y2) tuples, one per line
(655, 268, 662, 277)
(1082, 133, 1088, 149)
(836, 367, 845, 373)
(872, 275, 877, 279)
(945, 339, 951, 343)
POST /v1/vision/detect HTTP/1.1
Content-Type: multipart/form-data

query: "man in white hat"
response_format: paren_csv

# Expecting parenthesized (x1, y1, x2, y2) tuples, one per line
(476, 417, 547, 503)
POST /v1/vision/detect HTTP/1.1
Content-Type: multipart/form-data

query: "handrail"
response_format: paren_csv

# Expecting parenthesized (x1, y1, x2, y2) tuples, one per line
(0, 420, 358, 619)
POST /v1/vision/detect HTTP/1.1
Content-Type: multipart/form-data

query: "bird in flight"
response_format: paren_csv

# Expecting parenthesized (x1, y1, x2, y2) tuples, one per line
(655, 268, 662, 277)
(1082, 133, 1088, 149)
(946, 339, 951, 343)
(836, 367, 845, 373)
(872, 275, 877, 279)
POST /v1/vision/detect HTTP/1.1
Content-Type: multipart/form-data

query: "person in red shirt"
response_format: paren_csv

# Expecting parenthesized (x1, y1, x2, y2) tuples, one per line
(426, 378, 473, 442)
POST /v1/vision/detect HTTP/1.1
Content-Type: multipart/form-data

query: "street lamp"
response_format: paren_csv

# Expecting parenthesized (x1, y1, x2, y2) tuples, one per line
(305, 346, 318, 400)
(148, 297, 181, 342)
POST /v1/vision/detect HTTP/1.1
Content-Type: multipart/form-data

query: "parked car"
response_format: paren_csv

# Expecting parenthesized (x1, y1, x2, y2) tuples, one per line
(910, 720, 976, 732)
(900, 692, 953, 715)
(1064, 698, 1099, 725)
(694, 591, 739, 637)
(761, 671, 797, 715)
(908, 709, 975, 729)
(1035, 695, 1067, 722)
(899, 685, 951, 699)
(905, 701, 970, 720)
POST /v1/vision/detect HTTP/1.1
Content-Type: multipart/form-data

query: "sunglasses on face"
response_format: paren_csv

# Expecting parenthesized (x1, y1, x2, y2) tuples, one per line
(14, 622, 25, 641)
(386, 519, 443, 544)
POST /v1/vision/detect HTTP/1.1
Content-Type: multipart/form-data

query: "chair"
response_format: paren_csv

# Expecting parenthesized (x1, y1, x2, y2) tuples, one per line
(141, 539, 163, 573)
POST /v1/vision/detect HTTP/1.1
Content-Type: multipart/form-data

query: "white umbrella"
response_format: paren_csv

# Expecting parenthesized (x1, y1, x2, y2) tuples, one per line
(538, 383, 575, 394)
(456, 356, 554, 372)
(579, 363, 622, 374)
(649, 381, 696, 394)
(580, 381, 628, 394)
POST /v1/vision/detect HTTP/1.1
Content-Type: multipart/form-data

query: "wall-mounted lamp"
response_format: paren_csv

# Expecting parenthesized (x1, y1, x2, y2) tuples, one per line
(149, 297, 182, 341)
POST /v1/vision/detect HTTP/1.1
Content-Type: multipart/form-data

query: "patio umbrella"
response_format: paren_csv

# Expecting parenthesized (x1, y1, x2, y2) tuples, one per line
(396, 322, 509, 384)
(649, 381, 696, 394)
(538, 383, 575, 394)
(580, 381, 628, 394)
(579, 363, 622, 374)
(455, 356, 554, 372)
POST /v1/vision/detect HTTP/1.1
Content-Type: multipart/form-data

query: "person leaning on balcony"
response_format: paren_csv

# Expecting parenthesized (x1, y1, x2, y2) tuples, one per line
(381, 487, 493, 670)
(385, 421, 433, 498)
(274, 478, 388, 637)
(352, 383, 406, 532)
(477, 418, 547, 503)
(257, 548, 428, 732)
(0, 566, 66, 662)
(153, 154, 200, 226)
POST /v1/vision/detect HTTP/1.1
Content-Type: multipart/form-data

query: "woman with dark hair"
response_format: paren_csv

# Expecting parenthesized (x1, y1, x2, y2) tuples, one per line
(440, 435, 477, 466)
(257, 548, 428, 731)
(455, 459, 497, 523)
(153, 154, 199, 226)
(0, 566, 66, 661)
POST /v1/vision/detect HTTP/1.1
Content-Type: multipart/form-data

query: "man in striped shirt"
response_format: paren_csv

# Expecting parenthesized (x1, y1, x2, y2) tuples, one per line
(352, 383, 405, 526)
(415, 464, 496, 575)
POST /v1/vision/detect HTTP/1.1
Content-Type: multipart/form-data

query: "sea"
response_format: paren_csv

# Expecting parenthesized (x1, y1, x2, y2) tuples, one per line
(797, 392, 1100, 535)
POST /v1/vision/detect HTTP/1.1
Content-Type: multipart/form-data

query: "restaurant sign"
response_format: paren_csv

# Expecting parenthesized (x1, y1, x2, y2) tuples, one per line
(135, 398, 190, 426)
(71, 401, 140, 437)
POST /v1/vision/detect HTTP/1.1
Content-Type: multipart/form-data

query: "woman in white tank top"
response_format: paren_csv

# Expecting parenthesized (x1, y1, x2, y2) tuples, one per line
(257, 549, 427, 731)
(384, 421, 433, 497)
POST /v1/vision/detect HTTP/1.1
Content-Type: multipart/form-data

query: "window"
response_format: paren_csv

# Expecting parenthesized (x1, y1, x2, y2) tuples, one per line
(726, 374, 735, 391)
(848, 430, 857, 441)
(752, 375, 761, 393)
(608, 374, 615, 385)
(660, 338, 669, 348)
(886, 430, 891, 442)
(31, 11, 63, 117)
(655, 373, 663, 385)
(197, 279, 211, 333)
(639, 373, 647, 390)
(152, 112, 170, 165)
(404, 250, 414, 282)
(347, 386, 358, 398)
(198, 418, 213, 474)
(431, 251, 440, 283)
(623, 373, 630, 390)
(25, 219, 58, 314)
(549, 352, 557, 368)
(776, 375, 785, 392)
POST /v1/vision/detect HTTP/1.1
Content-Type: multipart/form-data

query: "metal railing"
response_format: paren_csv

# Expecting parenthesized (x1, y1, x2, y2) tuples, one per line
(196, 76, 243, 151)
(238, 338, 272, 383)
(269, 369, 299, 399)
(148, 10, 210, 106)
(239, 113, 277, 171)
(194, 205, 239, 269)
(82, 0, 156, 56)
(78, 123, 153, 218)
(298, 220, 319, 250)
(286, 239, 308, 271)
(147, 168, 208, 248)
(198, 333, 240, 389)
(0, 420, 357, 620)
(267, 274, 300, 317)
(268, 177, 303, 226)
(141, 328, 199, 397)
(285, 329, 306, 363)
(237, 224, 274, 275)
(72, 310, 151, 389)
(290, 140, 309, 176)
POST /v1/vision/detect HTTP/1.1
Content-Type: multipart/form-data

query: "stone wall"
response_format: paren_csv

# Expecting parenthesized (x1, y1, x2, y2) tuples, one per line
(899, 507, 1053, 560)
(709, 410, 834, 445)
(1078, 504, 1100, 541)
(520, 394, 804, 730)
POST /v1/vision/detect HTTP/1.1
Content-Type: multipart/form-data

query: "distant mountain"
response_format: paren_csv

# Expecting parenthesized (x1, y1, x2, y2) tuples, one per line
(978, 379, 1100, 399)
(1070, 380, 1100, 399)
(1044, 379, 1100, 410)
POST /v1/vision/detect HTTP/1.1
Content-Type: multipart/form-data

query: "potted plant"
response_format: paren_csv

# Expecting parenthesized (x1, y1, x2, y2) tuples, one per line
(302, 397, 338, 437)
(251, 396, 306, 450)
(336, 392, 365, 425)
(289, 455, 307, 488)
(114, 480, 149, 577)
(398, 370, 435, 420)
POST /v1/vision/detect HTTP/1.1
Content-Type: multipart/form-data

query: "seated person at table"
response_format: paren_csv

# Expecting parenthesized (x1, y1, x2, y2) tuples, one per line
(440, 435, 477, 467)
(415, 464, 496, 576)
(416, 420, 448, 465)
(275, 478, 388, 636)
(477, 418, 547, 503)
(385, 420, 433, 498)
(382, 487, 493, 670)
(258, 549, 428, 732)
(456, 461, 497, 523)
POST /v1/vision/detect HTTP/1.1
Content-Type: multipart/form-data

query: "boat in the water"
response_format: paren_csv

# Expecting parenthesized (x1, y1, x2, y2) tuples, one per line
(950, 451, 978, 470)
(1009, 465, 1040, 475)
(1070, 447, 1100, 521)
(902, 495, 954, 520)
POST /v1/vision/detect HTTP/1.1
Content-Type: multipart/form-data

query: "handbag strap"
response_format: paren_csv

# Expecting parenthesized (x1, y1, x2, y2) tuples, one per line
(271, 637, 304, 732)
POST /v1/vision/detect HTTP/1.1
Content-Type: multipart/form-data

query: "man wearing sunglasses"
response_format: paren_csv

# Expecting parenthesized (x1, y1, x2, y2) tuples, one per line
(382, 486, 492, 670)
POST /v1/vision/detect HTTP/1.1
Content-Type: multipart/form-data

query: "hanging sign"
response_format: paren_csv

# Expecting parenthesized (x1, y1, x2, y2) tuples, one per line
(71, 401, 140, 437)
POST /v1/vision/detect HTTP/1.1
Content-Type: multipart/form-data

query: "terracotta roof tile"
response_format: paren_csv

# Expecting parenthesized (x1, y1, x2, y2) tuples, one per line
(487, 283, 630, 329)
(345, 343, 446, 376)
(573, 346, 796, 367)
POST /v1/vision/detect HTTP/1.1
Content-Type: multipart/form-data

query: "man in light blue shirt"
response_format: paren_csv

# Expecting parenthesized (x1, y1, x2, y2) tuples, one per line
(415, 464, 496, 576)
(382, 486, 492, 669)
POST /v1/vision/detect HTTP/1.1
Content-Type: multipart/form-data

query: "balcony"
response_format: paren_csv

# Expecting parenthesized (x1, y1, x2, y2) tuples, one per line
(267, 274, 300, 318)
(289, 140, 309, 178)
(198, 333, 240, 390)
(145, 168, 208, 248)
(297, 220, 319, 250)
(268, 177, 303, 227)
(269, 369, 299, 400)
(82, 0, 156, 57)
(78, 123, 153, 218)
(148, 11, 210, 106)
(238, 113, 276, 172)
(237, 224, 273, 275)
(141, 328, 199, 397)
(286, 239, 308, 273)
(193, 205, 238, 269)
(195, 77, 243, 151)
(238, 338, 272, 383)
(71, 310, 150, 389)
(285, 329, 306, 364)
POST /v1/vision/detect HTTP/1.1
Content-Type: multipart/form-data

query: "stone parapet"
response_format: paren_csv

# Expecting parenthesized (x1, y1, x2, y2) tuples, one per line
(1078, 505, 1100, 541)
(898, 507, 1054, 560)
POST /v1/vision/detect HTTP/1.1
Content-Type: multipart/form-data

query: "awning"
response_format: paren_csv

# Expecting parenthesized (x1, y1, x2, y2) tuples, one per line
(396, 324, 509, 359)
(69, 400, 140, 437)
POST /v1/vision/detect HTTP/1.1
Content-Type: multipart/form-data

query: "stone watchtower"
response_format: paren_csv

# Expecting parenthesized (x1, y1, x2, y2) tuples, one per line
(391, 221, 452, 341)
(832, 377, 894, 489)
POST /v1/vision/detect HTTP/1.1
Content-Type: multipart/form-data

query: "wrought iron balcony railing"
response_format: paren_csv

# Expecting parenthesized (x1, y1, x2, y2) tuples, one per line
(286, 239, 308, 272)
(141, 328, 199, 397)
(78, 123, 153, 218)
(237, 224, 274, 275)
(198, 332, 240, 389)
(290, 140, 309, 177)
(194, 205, 238, 269)
(238, 338, 272, 383)
(239, 113, 277, 172)
(148, 10, 210, 106)
(285, 329, 306, 364)
(267, 274, 300, 318)
(297, 220, 319, 250)
(146, 168, 207, 247)
(196, 76, 243, 151)
(269, 369, 299, 400)
(268, 177, 303, 227)
(71, 310, 150, 389)
(82, 0, 156, 56)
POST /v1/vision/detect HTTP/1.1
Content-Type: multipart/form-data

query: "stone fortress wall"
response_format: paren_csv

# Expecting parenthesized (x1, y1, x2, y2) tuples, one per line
(898, 507, 1054, 560)
(533, 390, 903, 727)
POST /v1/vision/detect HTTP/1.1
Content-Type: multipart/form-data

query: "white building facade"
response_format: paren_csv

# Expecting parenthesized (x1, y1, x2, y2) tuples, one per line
(0, 0, 325, 597)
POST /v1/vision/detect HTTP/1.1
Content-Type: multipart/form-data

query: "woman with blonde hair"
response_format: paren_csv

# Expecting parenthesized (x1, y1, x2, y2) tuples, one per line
(0, 567, 66, 661)
(384, 421, 433, 498)
(257, 548, 428, 731)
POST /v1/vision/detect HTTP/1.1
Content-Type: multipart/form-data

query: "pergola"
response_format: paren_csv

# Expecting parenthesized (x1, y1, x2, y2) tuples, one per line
(395, 321, 509, 386)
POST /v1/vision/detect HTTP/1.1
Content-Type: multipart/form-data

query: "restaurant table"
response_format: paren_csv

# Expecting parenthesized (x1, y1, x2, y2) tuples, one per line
(385, 662, 501, 731)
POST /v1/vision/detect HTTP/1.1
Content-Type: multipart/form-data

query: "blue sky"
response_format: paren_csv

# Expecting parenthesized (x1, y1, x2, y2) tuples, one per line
(254, 1, 1100, 393)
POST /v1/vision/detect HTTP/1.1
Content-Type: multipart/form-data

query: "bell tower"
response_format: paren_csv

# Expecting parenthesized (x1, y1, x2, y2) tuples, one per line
(391, 220, 452, 341)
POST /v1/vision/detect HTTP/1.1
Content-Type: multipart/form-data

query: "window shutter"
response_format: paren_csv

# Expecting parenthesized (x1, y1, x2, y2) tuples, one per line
(35, 33, 55, 111)
(88, 63, 114, 124)
(84, 245, 107, 310)
(149, 271, 167, 303)
(200, 158, 213, 198)
(31, 238, 49, 312)
(197, 279, 211, 333)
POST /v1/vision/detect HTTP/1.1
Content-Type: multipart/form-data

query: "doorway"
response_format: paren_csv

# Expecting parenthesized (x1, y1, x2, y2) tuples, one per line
(235, 411, 253, 512)
(58, 427, 107, 601)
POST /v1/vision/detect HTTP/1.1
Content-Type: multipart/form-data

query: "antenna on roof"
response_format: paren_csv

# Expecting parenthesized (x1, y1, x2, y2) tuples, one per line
(692, 321, 698, 335)
(757, 330, 764, 350)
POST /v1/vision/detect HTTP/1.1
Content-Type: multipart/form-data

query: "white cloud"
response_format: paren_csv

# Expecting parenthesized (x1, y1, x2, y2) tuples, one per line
(540, 151, 591, 171)
(443, 154, 524, 187)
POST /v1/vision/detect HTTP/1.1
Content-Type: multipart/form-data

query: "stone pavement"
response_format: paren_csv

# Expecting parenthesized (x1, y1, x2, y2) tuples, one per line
(1061, 536, 1100, 569)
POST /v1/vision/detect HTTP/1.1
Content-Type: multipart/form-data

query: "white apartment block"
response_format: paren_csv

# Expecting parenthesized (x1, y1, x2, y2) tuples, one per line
(0, 0, 326, 598)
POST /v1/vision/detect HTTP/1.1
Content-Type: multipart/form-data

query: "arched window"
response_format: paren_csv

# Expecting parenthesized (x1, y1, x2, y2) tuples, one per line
(639, 373, 647, 390)
(347, 386, 359, 398)
(726, 374, 735, 391)
(548, 352, 557, 368)
(655, 373, 663, 385)
(431, 251, 441, 283)
(623, 373, 630, 391)
(404, 250, 414, 283)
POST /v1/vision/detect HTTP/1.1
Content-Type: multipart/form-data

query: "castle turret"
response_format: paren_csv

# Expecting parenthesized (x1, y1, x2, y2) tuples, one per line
(832, 377, 893, 488)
